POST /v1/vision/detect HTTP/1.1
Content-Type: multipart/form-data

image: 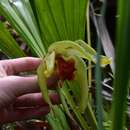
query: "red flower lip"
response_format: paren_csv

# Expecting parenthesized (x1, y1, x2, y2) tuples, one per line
(56, 56, 76, 80)
(46, 56, 76, 88)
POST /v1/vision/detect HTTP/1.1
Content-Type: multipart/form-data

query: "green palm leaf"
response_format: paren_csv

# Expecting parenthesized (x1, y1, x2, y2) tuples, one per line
(32, 0, 87, 47)
(0, 21, 25, 58)
(0, 0, 46, 57)
(0, 0, 88, 58)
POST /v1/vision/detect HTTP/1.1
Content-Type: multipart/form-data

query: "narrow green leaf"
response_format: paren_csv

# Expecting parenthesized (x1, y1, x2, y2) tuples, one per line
(33, 0, 60, 48)
(11, 0, 46, 55)
(73, 0, 80, 40)
(78, 0, 88, 40)
(85, 102, 98, 130)
(62, 0, 74, 40)
(0, 0, 45, 57)
(95, 1, 107, 130)
(47, 0, 68, 40)
(61, 82, 90, 130)
(53, 105, 70, 130)
(0, 21, 25, 58)
(111, 0, 130, 130)
(63, 0, 87, 40)
(46, 112, 64, 130)
(58, 88, 75, 121)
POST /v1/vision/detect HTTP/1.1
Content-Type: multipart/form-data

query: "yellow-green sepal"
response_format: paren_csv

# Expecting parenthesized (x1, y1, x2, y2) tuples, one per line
(75, 40, 112, 67)
(65, 54, 88, 113)
(44, 51, 55, 77)
(37, 61, 52, 107)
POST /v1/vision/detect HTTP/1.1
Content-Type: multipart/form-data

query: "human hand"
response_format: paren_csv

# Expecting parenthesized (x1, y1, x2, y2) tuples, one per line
(0, 57, 59, 124)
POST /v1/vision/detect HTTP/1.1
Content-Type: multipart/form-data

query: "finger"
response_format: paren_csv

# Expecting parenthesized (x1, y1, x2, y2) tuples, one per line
(2, 75, 58, 96)
(0, 57, 41, 75)
(0, 75, 60, 109)
(0, 64, 7, 77)
(4, 76, 58, 96)
(1, 76, 39, 97)
(14, 92, 60, 107)
(0, 106, 50, 124)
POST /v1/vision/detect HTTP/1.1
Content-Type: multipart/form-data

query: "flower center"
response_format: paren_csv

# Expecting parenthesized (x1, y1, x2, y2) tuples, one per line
(56, 56, 75, 80)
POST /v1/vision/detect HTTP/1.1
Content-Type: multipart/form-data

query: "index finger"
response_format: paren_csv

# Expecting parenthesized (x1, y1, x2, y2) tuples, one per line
(0, 57, 41, 75)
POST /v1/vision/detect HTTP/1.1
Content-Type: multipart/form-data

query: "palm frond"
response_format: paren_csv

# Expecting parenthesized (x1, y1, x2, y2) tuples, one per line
(32, 0, 87, 48)
(0, 0, 46, 57)
(0, 21, 25, 58)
